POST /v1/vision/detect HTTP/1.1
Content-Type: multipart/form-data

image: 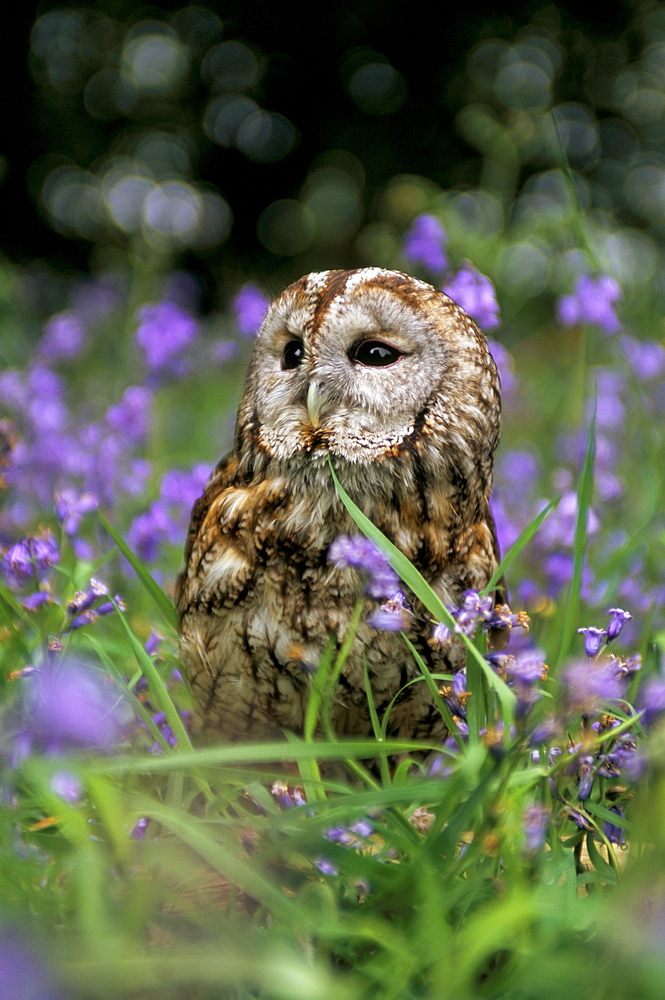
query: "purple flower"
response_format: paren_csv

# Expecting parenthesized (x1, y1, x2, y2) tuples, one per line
(557, 274, 621, 334)
(50, 770, 83, 803)
(504, 652, 547, 685)
(0, 928, 63, 1000)
(15, 657, 133, 756)
(314, 857, 339, 876)
(39, 310, 87, 360)
(442, 264, 500, 329)
(403, 214, 447, 275)
(621, 334, 665, 381)
(2, 530, 59, 586)
(523, 804, 550, 852)
(606, 607, 632, 642)
(562, 658, 624, 714)
(54, 489, 99, 535)
(603, 804, 626, 846)
(233, 282, 270, 337)
(106, 386, 152, 443)
(578, 626, 607, 658)
(128, 502, 174, 562)
(135, 302, 199, 376)
(367, 592, 410, 631)
(639, 676, 665, 727)
(21, 590, 53, 611)
(431, 621, 451, 645)
(328, 535, 399, 599)
(159, 464, 210, 512)
(131, 816, 150, 840)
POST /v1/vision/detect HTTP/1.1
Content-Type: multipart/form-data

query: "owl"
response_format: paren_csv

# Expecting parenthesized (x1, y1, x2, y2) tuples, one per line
(176, 268, 501, 746)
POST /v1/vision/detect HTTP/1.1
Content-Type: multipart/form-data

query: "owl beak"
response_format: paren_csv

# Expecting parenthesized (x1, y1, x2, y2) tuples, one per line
(306, 381, 329, 428)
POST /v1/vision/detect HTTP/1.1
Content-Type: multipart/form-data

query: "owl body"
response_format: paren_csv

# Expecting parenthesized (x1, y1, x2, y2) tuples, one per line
(177, 268, 501, 743)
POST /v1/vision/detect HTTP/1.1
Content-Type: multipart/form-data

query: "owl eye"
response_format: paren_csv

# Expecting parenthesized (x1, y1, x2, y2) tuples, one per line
(281, 339, 304, 370)
(351, 339, 404, 368)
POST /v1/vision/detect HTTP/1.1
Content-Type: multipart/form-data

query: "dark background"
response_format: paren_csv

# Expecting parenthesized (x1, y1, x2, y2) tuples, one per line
(0, 1, 636, 277)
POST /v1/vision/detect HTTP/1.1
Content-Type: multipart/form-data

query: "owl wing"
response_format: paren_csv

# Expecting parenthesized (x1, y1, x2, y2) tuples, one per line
(175, 451, 240, 621)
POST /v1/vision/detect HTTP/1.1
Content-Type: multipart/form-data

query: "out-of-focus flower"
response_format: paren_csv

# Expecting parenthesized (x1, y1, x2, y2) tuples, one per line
(443, 264, 501, 329)
(39, 311, 87, 361)
(54, 489, 99, 535)
(314, 857, 339, 876)
(13, 657, 133, 758)
(128, 463, 210, 564)
(106, 386, 152, 443)
(523, 804, 550, 852)
(50, 770, 83, 803)
(621, 334, 665, 381)
(233, 282, 270, 336)
(562, 658, 624, 714)
(403, 214, 447, 275)
(2, 530, 59, 586)
(0, 927, 63, 1000)
(557, 274, 621, 333)
(328, 535, 399, 599)
(639, 675, 665, 727)
(135, 301, 199, 377)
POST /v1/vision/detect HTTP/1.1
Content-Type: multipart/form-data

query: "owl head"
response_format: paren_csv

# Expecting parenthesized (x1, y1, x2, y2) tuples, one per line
(235, 268, 500, 494)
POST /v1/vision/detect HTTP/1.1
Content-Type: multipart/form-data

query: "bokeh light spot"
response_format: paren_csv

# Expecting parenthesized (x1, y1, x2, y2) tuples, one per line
(257, 200, 314, 255)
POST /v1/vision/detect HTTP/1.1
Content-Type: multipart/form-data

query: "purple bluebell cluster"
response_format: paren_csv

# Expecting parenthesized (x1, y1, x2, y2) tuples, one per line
(403, 214, 448, 275)
(129, 463, 211, 563)
(135, 301, 199, 379)
(442, 264, 501, 329)
(11, 656, 133, 761)
(430, 590, 530, 646)
(233, 282, 271, 336)
(401, 214, 501, 330)
(557, 274, 622, 334)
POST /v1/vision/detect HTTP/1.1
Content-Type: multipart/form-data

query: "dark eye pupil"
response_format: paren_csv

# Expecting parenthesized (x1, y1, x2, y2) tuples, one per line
(353, 340, 402, 367)
(282, 339, 304, 370)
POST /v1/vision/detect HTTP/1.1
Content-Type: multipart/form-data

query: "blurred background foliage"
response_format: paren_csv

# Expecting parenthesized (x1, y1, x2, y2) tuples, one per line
(4, 0, 664, 314)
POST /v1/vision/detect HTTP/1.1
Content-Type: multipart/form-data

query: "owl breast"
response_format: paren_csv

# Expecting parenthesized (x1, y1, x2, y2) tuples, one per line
(176, 268, 501, 744)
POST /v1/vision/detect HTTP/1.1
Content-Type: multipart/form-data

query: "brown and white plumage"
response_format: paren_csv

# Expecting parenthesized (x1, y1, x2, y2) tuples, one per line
(176, 268, 501, 743)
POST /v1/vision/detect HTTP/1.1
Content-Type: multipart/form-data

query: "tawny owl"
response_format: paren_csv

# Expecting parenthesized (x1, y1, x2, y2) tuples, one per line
(176, 268, 501, 745)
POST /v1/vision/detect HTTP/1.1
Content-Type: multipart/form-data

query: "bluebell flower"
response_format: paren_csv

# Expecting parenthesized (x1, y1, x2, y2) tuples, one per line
(557, 274, 621, 333)
(562, 658, 625, 714)
(403, 214, 447, 275)
(13, 657, 133, 758)
(367, 592, 410, 631)
(523, 804, 550, 852)
(606, 607, 632, 642)
(135, 301, 199, 377)
(0, 927, 64, 1000)
(233, 282, 270, 336)
(39, 310, 87, 361)
(578, 626, 607, 657)
(443, 264, 500, 328)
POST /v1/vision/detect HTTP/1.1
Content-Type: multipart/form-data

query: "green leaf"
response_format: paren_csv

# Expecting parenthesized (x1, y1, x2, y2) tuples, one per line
(555, 402, 596, 669)
(98, 513, 177, 631)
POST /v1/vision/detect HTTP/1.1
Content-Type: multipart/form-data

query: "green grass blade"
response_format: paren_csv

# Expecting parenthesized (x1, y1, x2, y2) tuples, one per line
(483, 495, 561, 595)
(98, 513, 177, 631)
(113, 603, 193, 751)
(329, 458, 516, 726)
(554, 401, 597, 669)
